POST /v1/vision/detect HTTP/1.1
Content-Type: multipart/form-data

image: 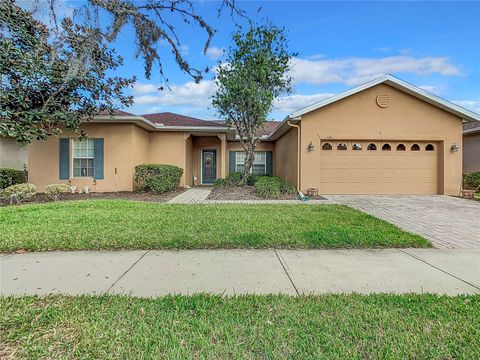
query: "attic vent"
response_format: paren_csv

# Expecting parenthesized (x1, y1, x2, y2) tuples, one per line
(376, 93, 391, 108)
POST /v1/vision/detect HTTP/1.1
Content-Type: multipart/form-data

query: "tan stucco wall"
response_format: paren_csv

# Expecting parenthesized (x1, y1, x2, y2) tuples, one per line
(28, 123, 144, 192)
(463, 132, 480, 173)
(185, 136, 193, 186)
(298, 83, 463, 195)
(274, 128, 298, 187)
(0, 137, 28, 170)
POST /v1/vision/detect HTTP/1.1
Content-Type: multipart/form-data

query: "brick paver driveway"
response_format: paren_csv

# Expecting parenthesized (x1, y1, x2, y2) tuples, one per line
(326, 195, 480, 249)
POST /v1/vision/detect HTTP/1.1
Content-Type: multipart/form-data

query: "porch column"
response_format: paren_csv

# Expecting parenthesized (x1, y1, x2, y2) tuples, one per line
(218, 133, 227, 178)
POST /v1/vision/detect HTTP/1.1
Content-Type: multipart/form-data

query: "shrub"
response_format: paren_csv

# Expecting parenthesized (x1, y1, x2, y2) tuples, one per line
(226, 172, 243, 186)
(1, 183, 36, 205)
(45, 183, 71, 201)
(213, 178, 227, 188)
(254, 176, 296, 199)
(464, 172, 480, 191)
(0, 168, 25, 190)
(135, 164, 183, 194)
(246, 173, 267, 186)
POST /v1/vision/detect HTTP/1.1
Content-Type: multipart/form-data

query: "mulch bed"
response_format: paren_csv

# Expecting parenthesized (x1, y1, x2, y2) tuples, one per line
(0, 189, 185, 207)
(207, 185, 298, 200)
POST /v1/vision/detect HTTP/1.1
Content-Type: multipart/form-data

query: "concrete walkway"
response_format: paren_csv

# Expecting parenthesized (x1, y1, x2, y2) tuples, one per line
(1, 249, 478, 297)
(326, 195, 480, 249)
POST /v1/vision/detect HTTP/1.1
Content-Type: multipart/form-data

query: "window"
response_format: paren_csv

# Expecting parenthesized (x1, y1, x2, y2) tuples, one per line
(367, 143, 377, 151)
(382, 143, 391, 151)
(411, 144, 420, 151)
(235, 151, 267, 175)
(73, 139, 94, 177)
(337, 143, 348, 150)
(425, 144, 435, 151)
(396, 143, 406, 151)
(322, 142, 332, 150)
(352, 143, 363, 151)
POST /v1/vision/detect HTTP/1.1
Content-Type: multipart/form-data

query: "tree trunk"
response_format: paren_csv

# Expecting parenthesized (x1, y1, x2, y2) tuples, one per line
(243, 145, 255, 182)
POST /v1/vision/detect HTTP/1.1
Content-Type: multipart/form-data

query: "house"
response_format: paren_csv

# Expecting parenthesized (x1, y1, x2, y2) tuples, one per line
(27, 75, 480, 195)
(0, 137, 28, 171)
(463, 122, 480, 173)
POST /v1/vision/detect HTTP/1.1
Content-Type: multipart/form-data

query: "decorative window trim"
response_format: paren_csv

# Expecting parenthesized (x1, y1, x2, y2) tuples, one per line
(367, 143, 377, 151)
(322, 142, 332, 150)
(425, 144, 435, 151)
(411, 143, 420, 151)
(337, 142, 348, 151)
(352, 143, 363, 151)
(396, 143, 406, 151)
(382, 143, 392, 151)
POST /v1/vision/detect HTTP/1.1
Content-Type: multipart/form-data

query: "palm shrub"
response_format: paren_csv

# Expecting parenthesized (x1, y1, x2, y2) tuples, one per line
(135, 164, 183, 194)
(0, 168, 25, 189)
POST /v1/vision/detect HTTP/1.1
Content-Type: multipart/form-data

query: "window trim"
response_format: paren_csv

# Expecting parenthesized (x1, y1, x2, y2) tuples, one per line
(71, 139, 95, 178)
(235, 151, 267, 174)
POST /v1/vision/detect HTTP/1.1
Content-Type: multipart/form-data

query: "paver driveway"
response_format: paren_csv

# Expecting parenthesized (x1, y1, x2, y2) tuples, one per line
(326, 195, 480, 249)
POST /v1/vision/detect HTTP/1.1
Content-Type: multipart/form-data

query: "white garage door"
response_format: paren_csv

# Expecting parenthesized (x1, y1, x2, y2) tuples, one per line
(318, 140, 438, 194)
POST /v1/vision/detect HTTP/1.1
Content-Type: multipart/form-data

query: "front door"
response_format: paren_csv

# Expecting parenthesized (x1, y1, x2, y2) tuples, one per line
(201, 149, 217, 184)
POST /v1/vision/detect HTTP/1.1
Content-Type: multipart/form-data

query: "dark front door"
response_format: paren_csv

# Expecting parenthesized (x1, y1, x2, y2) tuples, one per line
(202, 149, 217, 184)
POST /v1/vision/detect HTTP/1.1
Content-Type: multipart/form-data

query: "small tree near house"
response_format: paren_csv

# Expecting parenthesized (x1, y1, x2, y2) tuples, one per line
(212, 24, 294, 181)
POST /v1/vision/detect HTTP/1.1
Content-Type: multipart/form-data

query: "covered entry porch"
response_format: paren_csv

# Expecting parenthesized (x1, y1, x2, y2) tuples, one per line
(185, 133, 227, 186)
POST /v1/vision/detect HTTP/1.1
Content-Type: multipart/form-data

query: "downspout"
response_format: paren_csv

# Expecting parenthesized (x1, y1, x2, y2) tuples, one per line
(287, 120, 301, 192)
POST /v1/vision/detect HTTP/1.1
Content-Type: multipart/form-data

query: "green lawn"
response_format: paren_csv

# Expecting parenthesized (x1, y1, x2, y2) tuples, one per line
(0, 200, 429, 251)
(1, 294, 478, 359)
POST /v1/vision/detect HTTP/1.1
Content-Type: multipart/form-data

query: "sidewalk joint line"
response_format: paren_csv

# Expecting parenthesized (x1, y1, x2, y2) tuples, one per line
(104, 250, 150, 294)
(399, 249, 480, 291)
(274, 249, 299, 296)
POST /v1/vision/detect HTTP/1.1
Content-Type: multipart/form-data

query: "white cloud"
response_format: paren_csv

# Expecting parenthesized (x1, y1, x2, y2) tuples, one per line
(274, 93, 335, 113)
(205, 46, 225, 60)
(452, 100, 480, 114)
(419, 85, 438, 92)
(134, 80, 215, 107)
(133, 82, 159, 95)
(289, 56, 463, 86)
(179, 45, 189, 56)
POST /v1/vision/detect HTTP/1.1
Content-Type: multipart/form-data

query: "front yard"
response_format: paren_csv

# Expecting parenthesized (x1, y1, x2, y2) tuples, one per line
(1, 294, 478, 359)
(0, 200, 430, 252)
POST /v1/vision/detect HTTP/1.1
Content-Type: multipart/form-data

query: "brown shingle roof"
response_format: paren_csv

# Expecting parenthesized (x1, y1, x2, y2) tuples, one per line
(142, 112, 224, 127)
(464, 121, 480, 132)
(213, 120, 281, 136)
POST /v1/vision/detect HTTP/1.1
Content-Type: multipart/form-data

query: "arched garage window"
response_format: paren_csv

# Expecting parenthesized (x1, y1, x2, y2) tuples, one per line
(382, 143, 391, 151)
(425, 144, 435, 151)
(367, 143, 377, 151)
(396, 144, 406, 151)
(322, 143, 332, 150)
(337, 143, 348, 150)
(411, 144, 420, 151)
(352, 143, 363, 150)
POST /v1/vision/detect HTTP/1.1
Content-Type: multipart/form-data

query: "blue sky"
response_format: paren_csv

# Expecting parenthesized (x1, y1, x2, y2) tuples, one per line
(30, 1, 480, 119)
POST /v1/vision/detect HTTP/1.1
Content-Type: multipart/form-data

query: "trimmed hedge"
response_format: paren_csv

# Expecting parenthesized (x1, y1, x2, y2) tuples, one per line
(464, 172, 480, 191)
(0, 168, 25, 190)
(213, 172, 243, 188)
(1, 183, 36, 205)
(254, 176, 296, 199)
(134, 164, 183, 194)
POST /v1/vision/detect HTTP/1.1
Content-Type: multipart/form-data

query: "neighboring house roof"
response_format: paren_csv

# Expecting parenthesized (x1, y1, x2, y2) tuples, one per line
(270, 74, 480, 140)
(464, 121, 480, 135)
(213, 120, 281, 137)
(98, 110, 136, 116)
(143, 112, 224, 128)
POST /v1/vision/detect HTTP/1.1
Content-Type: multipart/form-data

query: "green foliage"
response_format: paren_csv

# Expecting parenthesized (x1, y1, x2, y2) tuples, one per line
(464, 172, 480, 191)
(0, 168, 25, 189)
(1, 183, 36, 205)
(0, 1, 134, 143)
(254, 176, 296, 199)
(246, 173, 265, 186)
(135, 164, 183, 194)
(214, 172, 245, 188)
(213, 178, 227, 188)
(45, 184, 71, 201)
(212, 24, 294, 177)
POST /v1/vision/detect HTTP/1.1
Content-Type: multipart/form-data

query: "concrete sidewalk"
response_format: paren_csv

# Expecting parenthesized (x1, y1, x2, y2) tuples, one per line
(1, 249, 479, 297)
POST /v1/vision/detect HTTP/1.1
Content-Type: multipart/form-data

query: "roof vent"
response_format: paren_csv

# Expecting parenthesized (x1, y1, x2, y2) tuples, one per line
(376, 93, 391, 108)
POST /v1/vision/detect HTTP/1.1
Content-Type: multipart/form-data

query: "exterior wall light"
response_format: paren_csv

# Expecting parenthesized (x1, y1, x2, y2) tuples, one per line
(308, 141, 315, 151)
(451, 143, 459, 153)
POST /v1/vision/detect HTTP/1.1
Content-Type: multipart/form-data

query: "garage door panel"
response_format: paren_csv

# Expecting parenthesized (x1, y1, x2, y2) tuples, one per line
(318, 141, 438, 195)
